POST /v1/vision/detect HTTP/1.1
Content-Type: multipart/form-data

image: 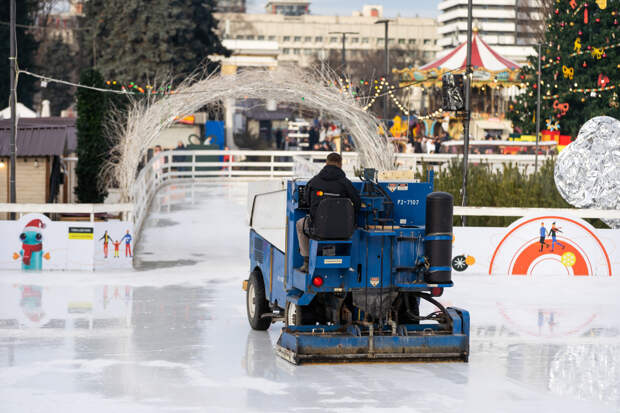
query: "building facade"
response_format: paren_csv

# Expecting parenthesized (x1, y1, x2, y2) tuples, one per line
(437, 0, 543, 63)
(216, 0, 246, 13)
(215, 11, 441, 68)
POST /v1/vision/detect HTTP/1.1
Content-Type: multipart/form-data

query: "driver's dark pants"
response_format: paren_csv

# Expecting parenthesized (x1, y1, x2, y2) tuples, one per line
(296, 217, 310, 257)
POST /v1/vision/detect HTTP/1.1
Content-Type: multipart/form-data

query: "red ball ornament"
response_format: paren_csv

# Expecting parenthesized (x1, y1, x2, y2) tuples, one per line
(596, 18, 600, 23)
(557, 114, 562, 118)
(587, 45, 591, 50)
(533, 84, 538, 89)
(603, 53, 607, 58)
(557, 56, 561, 60)
(555, 8, 559, 14)
(583, 61, 587, 67)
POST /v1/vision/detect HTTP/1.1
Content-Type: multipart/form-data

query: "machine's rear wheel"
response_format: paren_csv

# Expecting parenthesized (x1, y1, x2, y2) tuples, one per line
(247, 270, 271, 330)
(285, 301, 304, 326)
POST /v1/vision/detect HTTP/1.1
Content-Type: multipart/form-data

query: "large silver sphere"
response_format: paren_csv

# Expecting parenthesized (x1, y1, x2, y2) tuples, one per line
(554, 116, 620, 228)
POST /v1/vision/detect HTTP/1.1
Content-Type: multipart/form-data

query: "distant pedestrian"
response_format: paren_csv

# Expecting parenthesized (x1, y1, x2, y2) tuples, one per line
(275, 129, 283, 149)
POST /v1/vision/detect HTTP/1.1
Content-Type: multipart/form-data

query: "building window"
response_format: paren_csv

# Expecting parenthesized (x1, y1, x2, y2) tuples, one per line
(377, 38, 384, 44)
(257, 35, 264, 40)
(283, 36, 291, 42)
(408, 39, 416, 45)
(304, 36, 312, 42)
(423, 51, 432, 58)
(283, 48, 290, 54)
(362, 37, 369, 43)
(268, 35, 276, 41)
(351, 37, 359, 43)
(294, 36, 302, 42)
(315, 36, 323, 42)
(424, 39, 431, 45)
(388, 38, 395, 45)
(398, 38, 405, 45)
(293, 48, 300, 55)
(246, 35, 255, 40)
(303, 49, 313, 55)
(330, 36, 339, 43)
(235, 35, 243, 39)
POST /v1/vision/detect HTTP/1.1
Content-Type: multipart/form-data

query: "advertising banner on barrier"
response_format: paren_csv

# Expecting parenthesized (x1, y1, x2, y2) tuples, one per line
(0, 213, 133, 272)
(452, 214, 619, 276)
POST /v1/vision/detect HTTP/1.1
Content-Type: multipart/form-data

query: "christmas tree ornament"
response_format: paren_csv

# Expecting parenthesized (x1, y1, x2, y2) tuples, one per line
(590, 91, 597, 97)
(546, 119, 560, 130)
(595, 0, 607, 9)
(574, 37, 582, 52)
(553, 100, 570, 117)
(591, 47, 604, 59)
(583, 61, 588, 67)
(597, 74, 610, 87)
(584, 4, 588, 23)
(554, 116, 620, 228)
(570, 0, 577, 8)
(562, 65, 575, 79)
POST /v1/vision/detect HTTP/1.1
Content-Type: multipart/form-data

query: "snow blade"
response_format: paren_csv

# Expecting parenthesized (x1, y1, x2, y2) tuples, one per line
(276, 308, 470, 365)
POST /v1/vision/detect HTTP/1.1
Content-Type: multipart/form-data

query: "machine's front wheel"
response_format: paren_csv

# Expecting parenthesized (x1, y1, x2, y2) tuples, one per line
(247, 271, 271, 330)
(285, 301, 304, 326)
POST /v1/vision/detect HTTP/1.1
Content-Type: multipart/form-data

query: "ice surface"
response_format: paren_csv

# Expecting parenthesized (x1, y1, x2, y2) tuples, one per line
(1, 182, 619, 413)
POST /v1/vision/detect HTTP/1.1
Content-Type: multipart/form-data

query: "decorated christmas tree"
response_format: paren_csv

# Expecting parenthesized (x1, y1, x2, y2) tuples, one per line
(508, 0, 619, 138)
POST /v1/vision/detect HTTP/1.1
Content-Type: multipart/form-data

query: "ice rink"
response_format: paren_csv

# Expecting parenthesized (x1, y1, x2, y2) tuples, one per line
(1, 182, 619, 413)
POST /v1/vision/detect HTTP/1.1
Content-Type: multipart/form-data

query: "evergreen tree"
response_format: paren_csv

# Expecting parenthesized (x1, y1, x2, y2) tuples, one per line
(75, 69, 108, 203)
(0, 0, 39, 108)
(39, 35, 76, 115)
(507, 0, 619, 137)
(80, 0, 229, 84)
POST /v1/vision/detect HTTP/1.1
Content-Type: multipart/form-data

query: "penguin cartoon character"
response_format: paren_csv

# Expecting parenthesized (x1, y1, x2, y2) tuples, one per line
(12, 219, 51, 271)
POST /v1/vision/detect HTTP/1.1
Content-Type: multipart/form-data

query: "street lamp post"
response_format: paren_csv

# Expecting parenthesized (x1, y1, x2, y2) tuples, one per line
(461, 0, 473, 226)
(535, 43, 542, 174)
(375, 19, 392, 121)
(328, 31, 359, 73)
(9, 0, 17, 217)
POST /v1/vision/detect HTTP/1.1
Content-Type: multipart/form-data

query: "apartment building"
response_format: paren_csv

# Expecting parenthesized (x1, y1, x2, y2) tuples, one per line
(437, 0, 543, 63)
(215, 3, 441, 68)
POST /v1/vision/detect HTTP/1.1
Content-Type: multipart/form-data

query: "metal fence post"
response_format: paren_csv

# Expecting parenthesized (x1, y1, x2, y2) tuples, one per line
(270, 153, 275, 178)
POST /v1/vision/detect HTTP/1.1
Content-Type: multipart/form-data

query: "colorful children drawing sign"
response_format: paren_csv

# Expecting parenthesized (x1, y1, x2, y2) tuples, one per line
(100, 229, 133, 259)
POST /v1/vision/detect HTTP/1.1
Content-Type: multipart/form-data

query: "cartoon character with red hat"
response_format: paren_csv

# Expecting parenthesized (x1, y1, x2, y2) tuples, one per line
(12, 218, 51, 270)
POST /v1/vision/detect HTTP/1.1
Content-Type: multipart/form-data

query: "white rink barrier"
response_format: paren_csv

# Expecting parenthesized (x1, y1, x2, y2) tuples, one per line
(452, 214, 620, 277)
(0, 212, 134, 272)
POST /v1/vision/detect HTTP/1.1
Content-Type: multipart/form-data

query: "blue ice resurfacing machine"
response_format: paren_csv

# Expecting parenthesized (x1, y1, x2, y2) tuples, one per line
(244, 170, 469, 364)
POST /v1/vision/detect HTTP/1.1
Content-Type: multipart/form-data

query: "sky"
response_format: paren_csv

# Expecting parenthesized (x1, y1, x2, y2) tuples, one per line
(246, 0, 442, 18)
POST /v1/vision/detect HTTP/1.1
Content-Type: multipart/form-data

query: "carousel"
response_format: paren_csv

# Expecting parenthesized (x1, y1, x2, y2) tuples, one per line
(394, 29, 524, 141)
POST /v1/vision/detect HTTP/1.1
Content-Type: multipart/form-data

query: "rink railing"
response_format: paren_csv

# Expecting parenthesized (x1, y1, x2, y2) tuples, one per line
(0, 203, 133, 221)
(129, 149, 618, 243)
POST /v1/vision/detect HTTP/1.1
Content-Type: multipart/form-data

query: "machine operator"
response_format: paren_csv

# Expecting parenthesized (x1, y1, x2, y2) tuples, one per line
(296, 152, 361, 272)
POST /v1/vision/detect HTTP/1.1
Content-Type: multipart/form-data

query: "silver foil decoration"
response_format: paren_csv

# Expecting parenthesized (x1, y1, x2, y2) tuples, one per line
(554, 116, 620, 228)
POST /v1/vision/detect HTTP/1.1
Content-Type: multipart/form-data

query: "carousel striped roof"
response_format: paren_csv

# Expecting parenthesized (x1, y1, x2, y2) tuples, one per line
(420, 31, 521, 72)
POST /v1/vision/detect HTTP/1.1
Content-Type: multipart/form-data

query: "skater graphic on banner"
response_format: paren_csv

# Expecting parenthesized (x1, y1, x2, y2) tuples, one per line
(99, 230, 111, 259)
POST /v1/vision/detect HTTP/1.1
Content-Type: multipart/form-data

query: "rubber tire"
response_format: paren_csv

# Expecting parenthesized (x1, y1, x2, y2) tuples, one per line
(285, 301, 304, 326)
(247, 270, 271, 330)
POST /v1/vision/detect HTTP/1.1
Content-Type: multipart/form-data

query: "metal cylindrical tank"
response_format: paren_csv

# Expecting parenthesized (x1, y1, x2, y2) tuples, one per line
(424, 192, 453, 283)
